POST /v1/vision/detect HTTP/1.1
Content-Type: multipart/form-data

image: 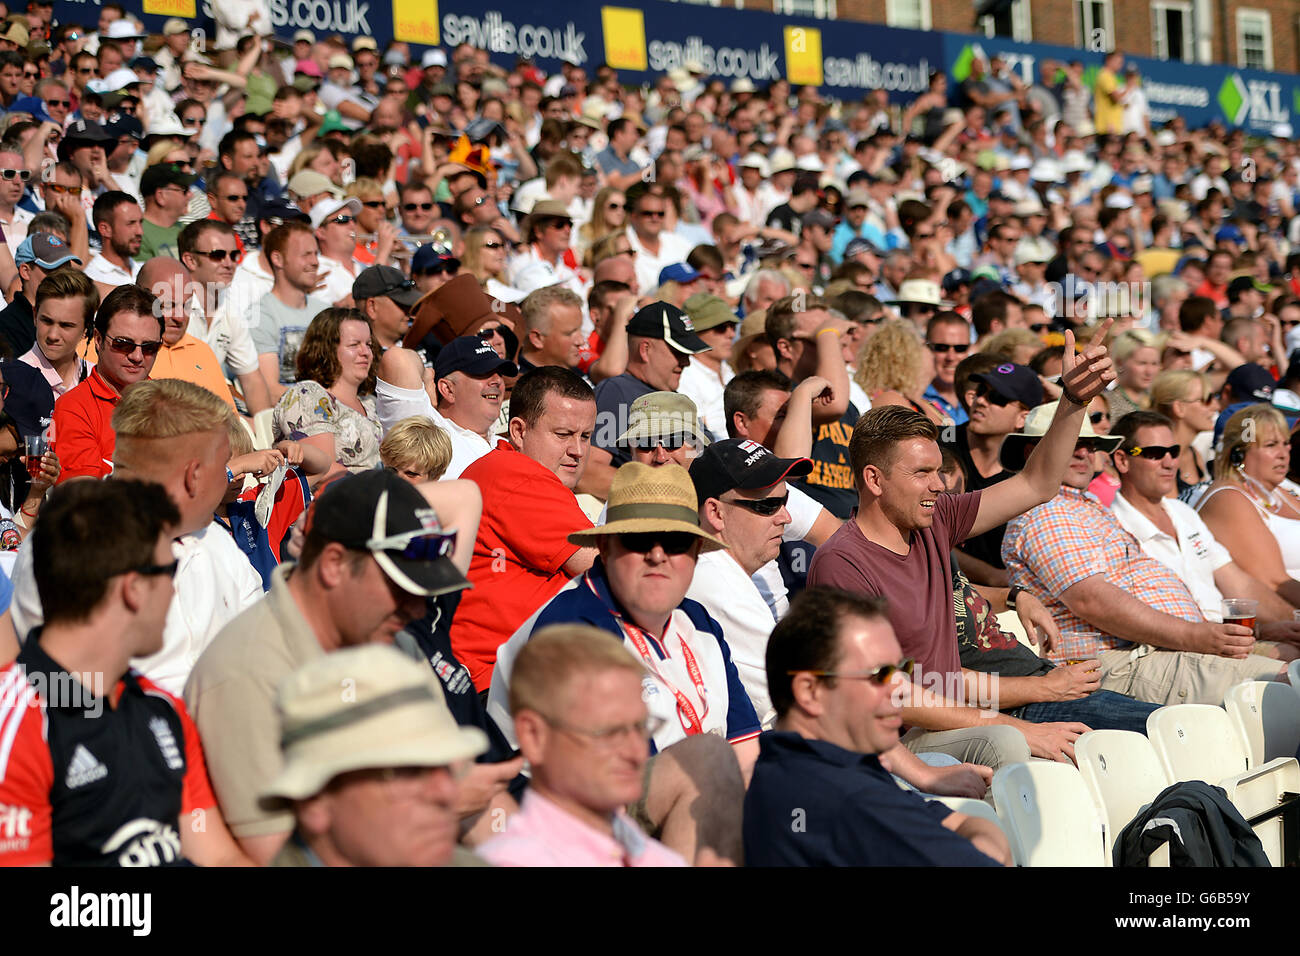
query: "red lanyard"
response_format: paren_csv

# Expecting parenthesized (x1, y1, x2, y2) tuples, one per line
(585, 575, 708, 736)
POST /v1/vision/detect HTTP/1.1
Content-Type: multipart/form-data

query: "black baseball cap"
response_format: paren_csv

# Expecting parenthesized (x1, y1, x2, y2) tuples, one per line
(260, 196, 311, 225)
(433, 335, 517, 381)
(105, 114, 143, 141)
(971, 362, 1044, 408)
(303, 470, 469, 597)
(353, 265, 423, 309)
(625, 302, 710, 354)
(62, 118, 111, 144)
(689, 438, 811, 504)
(942, 268, 972, 293)
(411, 244, 460, 275)
(139, 163, 197, 199)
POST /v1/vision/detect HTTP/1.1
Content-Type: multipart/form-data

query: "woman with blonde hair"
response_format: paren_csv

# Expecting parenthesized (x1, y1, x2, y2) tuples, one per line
(1106, 327, 1161, 419)
(854, 320, 947, 424)
(980, 327, 1042, 366)
(461, 225, 520, 301)
(1150, 368, 1219, 493)
(578, 186, 626, 266)
(1196, 404, 1300, 610)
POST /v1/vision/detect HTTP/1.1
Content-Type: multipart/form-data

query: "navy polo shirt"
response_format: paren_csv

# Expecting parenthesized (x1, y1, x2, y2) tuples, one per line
(743, 731, 1001, 867)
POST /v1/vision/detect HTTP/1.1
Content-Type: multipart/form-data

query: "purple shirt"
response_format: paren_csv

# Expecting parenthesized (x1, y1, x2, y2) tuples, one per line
(478, 789, 687, 867)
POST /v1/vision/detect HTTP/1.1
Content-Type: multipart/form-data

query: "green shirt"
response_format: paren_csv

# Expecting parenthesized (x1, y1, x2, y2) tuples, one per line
(137, 217, 182, 262)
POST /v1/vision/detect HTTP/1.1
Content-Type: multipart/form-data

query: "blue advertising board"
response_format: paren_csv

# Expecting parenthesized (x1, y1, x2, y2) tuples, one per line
(46, 0, 1300, 129)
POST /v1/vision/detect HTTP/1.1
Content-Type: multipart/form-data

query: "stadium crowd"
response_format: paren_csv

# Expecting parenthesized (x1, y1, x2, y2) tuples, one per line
(0, 1, 1298, 868)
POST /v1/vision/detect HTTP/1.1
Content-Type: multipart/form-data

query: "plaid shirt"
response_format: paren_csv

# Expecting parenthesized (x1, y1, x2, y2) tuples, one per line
(1002, 486, 1204, 662)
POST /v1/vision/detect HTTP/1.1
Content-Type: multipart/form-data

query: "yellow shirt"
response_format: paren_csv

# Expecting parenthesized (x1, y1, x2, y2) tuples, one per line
(149, 334, 238, 411)
(1094, 68, 1123, 134)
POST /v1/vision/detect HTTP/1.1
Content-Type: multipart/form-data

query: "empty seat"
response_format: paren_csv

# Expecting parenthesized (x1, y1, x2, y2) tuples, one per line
(990, 762, 1108, 866)
(1224, 680, 1300, 767)
(1074, 730, 1171, 866)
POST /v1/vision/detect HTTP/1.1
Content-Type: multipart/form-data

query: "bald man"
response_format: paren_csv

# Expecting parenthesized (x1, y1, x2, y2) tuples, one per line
(138, 257, 238, 410)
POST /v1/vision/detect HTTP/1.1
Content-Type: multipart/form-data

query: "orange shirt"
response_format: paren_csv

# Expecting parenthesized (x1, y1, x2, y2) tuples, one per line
(53, 368, 120, 482)
(150, 334, 237, 411)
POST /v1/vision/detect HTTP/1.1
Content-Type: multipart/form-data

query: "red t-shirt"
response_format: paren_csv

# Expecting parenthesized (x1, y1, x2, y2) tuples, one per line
(452, 442, 594, 690)
(807, 490, 982, 686)
(1193, 279, 1228, 310)
(53, 369, 120, 482)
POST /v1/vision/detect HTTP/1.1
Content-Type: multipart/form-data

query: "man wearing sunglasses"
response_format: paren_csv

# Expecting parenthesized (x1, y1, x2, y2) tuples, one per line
(487, 462, 760, 863)
(1004, 403, 1289, 705)
(744, 587, 1010, 866)
(310, 196, 364, 307)
(0, 146, 31, 254)
(53, 284, 160, 481)
(625, 184, 691, 294)
(186, 468, 480, 864)
(923, 311, 973, 425)
(0, 479, 254, 868)
(1110, 411, 1300, 652)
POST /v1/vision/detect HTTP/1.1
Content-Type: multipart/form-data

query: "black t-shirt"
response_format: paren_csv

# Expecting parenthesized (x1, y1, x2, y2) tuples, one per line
(766, 203, 802, 238)
(793, 402, 859, 520)
(951, 556, 1053, 685)
(0, 293, 33, 360)
(593, 371, 654, 467)
(945, 422, 1012, 569)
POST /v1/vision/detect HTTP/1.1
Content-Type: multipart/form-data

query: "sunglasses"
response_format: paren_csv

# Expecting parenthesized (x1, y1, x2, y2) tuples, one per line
(0, 168, 29, 181)
(974, 382, 1014, 407)
(128, 559, 180, 579)
(638, 209, 666, 218)
(619, 531, 698, 555)
(329, 215, 356, 225)
(723, 492, 789, 517)
(44, 182, 79, 195)
(415, 261, 459, 277)
(22, 71, 38, 79)
(1029, 322, 1051, 333)
(481, 241, 504, 250)
(791, 658, 915, 685)
(545, 219, 573, 230)
(193, 248, 241, 263)
(403, 202, 434, 211)
(360, 200, 386, 209)
(1089, 411, 1108, 425)
(795, 261, 817, 271)
(1122, 443, 1181, 460)
(607, 201, 625, 210)
(105, 335, 162, 357)
(369, 529, 457, 562)
(1076, 438, 1111, 454)
(928, 342, 969, 354)
(630, 432, 696, 452)
(614, 247, 636, 257)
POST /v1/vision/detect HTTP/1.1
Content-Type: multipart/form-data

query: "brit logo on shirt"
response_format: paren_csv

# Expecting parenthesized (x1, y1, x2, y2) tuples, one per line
(148, 717, 184, 771)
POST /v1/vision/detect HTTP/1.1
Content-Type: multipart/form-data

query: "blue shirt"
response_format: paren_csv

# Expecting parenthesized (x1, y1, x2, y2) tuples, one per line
(924, 383, 968, 425)
(743, 731, 1001, 866)
(830, 219, 890, 265)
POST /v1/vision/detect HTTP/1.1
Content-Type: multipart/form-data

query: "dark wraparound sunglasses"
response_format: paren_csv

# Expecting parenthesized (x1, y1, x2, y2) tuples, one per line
(723, 492, 790, 517)
(193, 248, 241, 263)
(791, 658, 915, 685)
(1121, 444, 1182, 460)
(974, 382, 1014, 407)
(106, 336, 162, 357)
(928, 342, 969, 354)
(619, 532, 698, 555)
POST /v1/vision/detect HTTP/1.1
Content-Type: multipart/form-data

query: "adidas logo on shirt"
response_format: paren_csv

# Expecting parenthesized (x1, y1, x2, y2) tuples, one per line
(65, 744, 108, 789)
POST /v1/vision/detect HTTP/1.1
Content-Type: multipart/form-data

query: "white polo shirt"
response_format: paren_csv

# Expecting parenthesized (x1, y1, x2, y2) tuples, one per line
(677, 359, 734, 443)
(84, 253, 141, 286)
(373, 378, 494, 479)
(1111, 491, 1232, 622)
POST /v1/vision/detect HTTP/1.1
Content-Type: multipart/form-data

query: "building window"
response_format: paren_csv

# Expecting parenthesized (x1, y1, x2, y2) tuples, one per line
(886, 0, 930, 30)
(1151, 1, 1193, 61)
(1236, 8, 1272, 69)
(1074, 0, 1114, 52)
(773, 0, 836, 17)
(978, 0, 1033, 42)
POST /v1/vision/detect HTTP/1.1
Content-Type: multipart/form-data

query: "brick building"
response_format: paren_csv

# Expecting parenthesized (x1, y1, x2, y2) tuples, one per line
(688, 0, 1300, 74)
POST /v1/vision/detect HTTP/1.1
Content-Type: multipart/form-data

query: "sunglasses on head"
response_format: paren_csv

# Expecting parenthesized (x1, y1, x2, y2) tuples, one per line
(1122, 443, 1181, 460)
(619, 531, 698, 555)
(723, 492, 789, 516)
(369, 528, 457, 562)
(0, 168, 29, 181)
(974, 382, 1014, 407)
(403, 202, 434, 211)
(194, 248, 241, 263)
(928, 342, 969, 354)
(105, 335, 162, 357)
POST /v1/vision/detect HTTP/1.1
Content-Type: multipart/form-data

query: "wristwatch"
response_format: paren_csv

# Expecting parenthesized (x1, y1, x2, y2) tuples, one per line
(1006, 585, 1024, 610)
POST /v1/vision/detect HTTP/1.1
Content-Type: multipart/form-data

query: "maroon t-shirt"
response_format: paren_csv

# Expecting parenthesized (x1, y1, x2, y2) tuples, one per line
(807, 491, 982, 685)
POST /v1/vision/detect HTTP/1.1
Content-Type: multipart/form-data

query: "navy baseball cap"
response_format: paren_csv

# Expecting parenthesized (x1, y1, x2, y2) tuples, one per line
(942, 268, 972, 294)
(844, 237, 882, 258)
(433, 335, 517, 381)
(412, 244, 460, 275)
(971, 362, 1044, 409)
(260, 196, 311, 225)
(1225, 362, 1276, 401)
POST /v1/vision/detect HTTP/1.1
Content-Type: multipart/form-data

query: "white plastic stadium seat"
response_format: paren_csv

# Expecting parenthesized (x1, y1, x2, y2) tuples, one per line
(994, 609, 1038, 652)
(1074, 730, 1171, 867)
(990, 762, 1108, 866)
(928, 796, 1011, 857)
(1288, 659, 1300, 699)
(1224, 681, 1300, 767)
(252, 408, 275, 450)
(1147, 703, 1300, 865)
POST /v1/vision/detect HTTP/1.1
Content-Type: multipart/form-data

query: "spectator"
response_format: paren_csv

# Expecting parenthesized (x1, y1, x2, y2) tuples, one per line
(1001, 401, 1286, 703)
(273, 307, 382, 476)
(260, 645, 489, 867)
(311, 196, 364, 307)
(136, 163, 194, 261)
(52, 283, 159, 481)
(1149, 369, 1218, 493)
(0, 479, 253, 867)
(853, 320, 947, 426)
(677, 293, 737, 442)
(251, 220, 329, 400)
(479, 625, 687, 867)
(351, 264, 422, 353)
(922, 311, 972, 424)
(0, 232, 80, 360)
(625, 183, 692, 293)
(186, 468, 481, 863)
(517, 285, 585, 373)
(20, 269, 95, 397)
(450, 366, 598, 692)
(1107, 328, 1162, 419)
(486, 461, 759, 863)
(743, 587, 1010, 867)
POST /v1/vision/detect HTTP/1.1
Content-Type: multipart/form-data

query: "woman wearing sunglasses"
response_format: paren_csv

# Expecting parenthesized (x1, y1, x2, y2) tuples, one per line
(1150, 369, 1219, 495)
(273, 308, 383, 481)
(461, 225, 518, 302)
(576, 186, 625, 267)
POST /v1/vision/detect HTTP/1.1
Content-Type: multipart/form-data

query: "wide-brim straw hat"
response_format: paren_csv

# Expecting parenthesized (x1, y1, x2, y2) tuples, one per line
(999, 400, 1122, 472)
(568, 462, 726, 551)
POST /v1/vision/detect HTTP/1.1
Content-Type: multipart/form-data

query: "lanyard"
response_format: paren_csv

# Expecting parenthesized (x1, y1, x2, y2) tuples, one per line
(585, 574, 708, 736)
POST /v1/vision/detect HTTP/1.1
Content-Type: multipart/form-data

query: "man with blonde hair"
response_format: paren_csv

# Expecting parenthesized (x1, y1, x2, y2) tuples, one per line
(380, 417, 454, 483)
(480, 624, 687, 867)
(10, 379, 263, 694)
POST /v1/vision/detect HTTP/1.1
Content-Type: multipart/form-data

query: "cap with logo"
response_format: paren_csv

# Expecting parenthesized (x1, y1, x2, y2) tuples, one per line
(260, 196, 311, 226)
(61, 118, 111, 145)
(625, 302, 710, 354)
(617, 391, 710, 448)
(657, 262, 700, 286)
(433, 335, 518, 381)
(303, 469, 470, 597)
(411, 244, 460, 276)
(971, 362, 1044, 410)
(683, 293, 736, 332)
(353, 264, 423, 309)
(1224, 362, 1277, 402)
(259, 644, 488, 804)
(689, 438, 812, 504)
(16, 232, 81, 270)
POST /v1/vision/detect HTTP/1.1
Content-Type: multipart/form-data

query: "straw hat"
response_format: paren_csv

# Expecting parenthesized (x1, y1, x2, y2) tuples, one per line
(567, 463, 726, 550)
(260, 645, 487, 803)
(999, 400, 1122, 472)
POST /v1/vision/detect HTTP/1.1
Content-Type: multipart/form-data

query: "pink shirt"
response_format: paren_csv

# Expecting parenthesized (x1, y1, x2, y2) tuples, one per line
(19, 346, 93, 399)
(478, 789, 687, 867)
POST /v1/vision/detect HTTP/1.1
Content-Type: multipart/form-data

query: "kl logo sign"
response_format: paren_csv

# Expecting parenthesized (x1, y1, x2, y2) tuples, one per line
(1218, 74, 1288, 127)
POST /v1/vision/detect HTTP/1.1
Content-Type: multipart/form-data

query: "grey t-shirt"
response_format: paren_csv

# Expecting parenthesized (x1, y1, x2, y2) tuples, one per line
(250, 292, 330, 385)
